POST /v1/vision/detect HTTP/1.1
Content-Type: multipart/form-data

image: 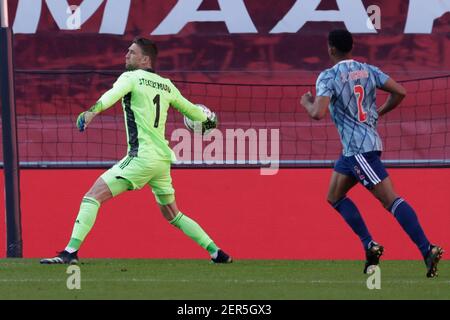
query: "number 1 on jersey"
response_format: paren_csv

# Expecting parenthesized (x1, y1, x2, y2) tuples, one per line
(153, 94, 161, 128)
(354, 85, 367, 122)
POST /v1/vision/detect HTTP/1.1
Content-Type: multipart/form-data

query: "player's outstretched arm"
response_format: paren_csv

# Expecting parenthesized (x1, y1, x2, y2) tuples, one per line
(172, 96, 208, 122)
(377, 78, 406, 116)
(76, 102, 102, 132)
(76, 73, 133, 132)
(300, 91, 330, 120)
(169, 83, 208, 122)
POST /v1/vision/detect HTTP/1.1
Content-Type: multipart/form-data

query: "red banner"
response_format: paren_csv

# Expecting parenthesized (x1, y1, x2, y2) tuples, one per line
(8, 0, 450, 82)
(1, 168, 449, 259)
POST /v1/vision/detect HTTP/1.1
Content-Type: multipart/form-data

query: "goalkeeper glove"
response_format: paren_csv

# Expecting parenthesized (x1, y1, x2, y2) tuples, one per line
(76, 112, 86, 132)
(202, 111, 217, 132)
(202, 111, 218, 133)
(76, 111, 97, 132)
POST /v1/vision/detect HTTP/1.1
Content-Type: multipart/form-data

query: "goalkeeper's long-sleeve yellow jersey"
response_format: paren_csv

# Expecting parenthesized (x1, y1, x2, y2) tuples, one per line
(94, 68, 207, 161)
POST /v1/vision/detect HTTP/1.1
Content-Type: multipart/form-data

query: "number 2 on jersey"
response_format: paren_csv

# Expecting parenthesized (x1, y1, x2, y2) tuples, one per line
(153, 94, 161, 128)
(353, 85, 367, 122)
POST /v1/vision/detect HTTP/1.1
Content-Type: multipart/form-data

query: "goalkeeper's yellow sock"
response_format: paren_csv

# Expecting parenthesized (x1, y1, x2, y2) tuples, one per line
(170, 212, 218, 255)
(65, 197, 100, 252)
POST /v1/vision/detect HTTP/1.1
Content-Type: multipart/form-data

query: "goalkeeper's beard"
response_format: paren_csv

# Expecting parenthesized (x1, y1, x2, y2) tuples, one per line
(125, 63, 138, 71)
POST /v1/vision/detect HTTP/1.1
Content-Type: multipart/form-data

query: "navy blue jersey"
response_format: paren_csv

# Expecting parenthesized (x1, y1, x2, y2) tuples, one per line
(316, 59, 389, 156)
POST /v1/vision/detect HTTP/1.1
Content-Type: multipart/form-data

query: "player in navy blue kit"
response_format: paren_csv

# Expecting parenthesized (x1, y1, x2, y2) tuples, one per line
(300, 29, 444, 277)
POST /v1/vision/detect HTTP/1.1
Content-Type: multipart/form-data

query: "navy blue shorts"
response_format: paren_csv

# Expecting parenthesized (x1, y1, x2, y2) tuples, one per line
(334, 151, 388, 189)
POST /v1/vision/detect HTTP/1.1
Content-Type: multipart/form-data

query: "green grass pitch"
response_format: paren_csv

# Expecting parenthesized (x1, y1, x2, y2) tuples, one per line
(0, 259, 448, 299)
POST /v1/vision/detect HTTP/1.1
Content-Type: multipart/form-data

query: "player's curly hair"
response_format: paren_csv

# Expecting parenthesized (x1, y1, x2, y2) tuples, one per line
(328, 29, 353, 54)
(133, 37, 158, 67)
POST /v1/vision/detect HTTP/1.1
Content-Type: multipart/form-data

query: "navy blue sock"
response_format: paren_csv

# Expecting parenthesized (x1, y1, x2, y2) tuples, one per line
(389, 198, 431, 258)
(332, 197, 373, 249)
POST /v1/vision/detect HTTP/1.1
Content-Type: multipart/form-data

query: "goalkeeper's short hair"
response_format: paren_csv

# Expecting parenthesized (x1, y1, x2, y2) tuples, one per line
(133, 37, 158, 67)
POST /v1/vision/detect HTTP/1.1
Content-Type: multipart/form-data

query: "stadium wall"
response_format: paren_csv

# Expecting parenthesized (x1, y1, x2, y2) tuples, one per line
(0, 168, 448, 260)
(9, 0, 450, 82)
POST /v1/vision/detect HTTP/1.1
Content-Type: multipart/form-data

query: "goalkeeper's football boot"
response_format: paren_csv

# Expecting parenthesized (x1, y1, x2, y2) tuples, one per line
(424, 245, 444, 278)
(40, 250, 79, 265)
(363, 242, 384, 274)
(211, 249, 233, 264)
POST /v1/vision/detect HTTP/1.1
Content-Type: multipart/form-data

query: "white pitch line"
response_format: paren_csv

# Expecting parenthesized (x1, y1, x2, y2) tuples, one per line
(0, 279, 449, 284)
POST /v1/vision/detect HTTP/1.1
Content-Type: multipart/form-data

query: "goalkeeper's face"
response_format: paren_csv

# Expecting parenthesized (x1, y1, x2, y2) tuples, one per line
(125, 43, 150, 71)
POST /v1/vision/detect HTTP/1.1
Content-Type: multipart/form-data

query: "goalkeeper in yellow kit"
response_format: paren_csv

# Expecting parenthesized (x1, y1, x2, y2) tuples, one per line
(40, 38, 232, 264)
